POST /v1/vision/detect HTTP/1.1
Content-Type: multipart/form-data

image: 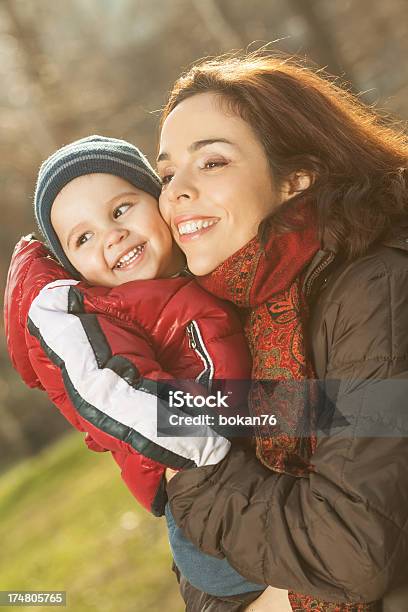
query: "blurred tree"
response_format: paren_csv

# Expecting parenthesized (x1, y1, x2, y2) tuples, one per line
(287, 0, 359, 87)
(2, 0, 59, 154)
(191, 0, 243, 49)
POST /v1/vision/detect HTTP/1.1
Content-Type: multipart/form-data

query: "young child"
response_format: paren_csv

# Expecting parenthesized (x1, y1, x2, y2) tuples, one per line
(5, 135, 266, 599)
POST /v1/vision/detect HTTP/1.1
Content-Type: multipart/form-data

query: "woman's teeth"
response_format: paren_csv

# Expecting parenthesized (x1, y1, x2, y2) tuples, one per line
(115, 244, 145, 269)
(178, 219, 218, 235)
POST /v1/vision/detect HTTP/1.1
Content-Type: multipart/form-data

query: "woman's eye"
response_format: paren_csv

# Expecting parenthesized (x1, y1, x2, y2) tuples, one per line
(113, 203, 131, 219)
(203, 160, 227, 170)
(76, 232, 92, 247)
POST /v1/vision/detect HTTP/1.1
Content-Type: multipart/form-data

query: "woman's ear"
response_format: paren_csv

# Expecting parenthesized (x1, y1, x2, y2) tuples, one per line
(280, 171, 313, 202)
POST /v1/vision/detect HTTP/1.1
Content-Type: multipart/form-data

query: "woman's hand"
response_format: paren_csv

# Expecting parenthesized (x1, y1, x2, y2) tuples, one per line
(243, 586, 291, 612)
(165, 467, 178, 482)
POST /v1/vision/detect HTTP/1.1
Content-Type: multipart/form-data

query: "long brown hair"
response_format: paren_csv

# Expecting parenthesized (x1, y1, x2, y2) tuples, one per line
(161, 51, 408, 259)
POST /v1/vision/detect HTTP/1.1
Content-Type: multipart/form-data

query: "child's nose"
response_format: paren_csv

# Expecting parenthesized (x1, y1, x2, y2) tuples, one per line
(105, 228, 129, 248)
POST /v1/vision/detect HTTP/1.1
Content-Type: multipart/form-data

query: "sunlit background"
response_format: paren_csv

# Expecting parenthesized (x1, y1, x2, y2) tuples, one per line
(0, 1, 407, 610)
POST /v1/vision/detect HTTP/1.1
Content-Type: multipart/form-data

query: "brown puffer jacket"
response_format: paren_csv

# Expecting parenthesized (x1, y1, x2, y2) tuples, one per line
(167, 234, 408, 611)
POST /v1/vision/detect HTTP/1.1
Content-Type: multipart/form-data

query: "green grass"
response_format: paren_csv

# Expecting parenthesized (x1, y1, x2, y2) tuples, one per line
(0, 433, 183, 611)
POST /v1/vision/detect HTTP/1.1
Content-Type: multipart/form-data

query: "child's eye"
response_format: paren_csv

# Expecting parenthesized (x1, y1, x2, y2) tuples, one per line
(113, 203, 131, 219)
(76, 232, 92, 247)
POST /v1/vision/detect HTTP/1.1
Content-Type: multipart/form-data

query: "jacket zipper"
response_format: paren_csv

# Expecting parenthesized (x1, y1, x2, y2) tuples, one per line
(303, 251, 336, 299)
(186, 320, 214, 391)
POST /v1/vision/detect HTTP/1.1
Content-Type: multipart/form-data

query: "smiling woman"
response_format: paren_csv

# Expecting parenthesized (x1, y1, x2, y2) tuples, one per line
(159, 51, 408, 612)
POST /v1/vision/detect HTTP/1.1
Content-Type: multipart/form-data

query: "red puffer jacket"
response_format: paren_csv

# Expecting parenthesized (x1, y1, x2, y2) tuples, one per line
(4, 237, 251, 516)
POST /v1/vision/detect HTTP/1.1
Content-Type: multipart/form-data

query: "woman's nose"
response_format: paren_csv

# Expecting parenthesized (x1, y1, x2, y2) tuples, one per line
(166, 172, 198, 203)
(105, 227, 129, 249)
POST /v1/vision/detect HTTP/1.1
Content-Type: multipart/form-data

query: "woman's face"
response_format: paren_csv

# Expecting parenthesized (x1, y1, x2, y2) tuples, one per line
(158, 92, 280, 276)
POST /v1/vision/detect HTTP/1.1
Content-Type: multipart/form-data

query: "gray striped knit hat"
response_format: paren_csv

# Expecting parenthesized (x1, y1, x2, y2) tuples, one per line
(34, 134, 162, 277)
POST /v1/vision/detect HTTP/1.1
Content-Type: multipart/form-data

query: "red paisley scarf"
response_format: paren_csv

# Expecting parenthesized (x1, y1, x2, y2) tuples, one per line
(200, 200, 320, 475)
(199, 200, 377, 612)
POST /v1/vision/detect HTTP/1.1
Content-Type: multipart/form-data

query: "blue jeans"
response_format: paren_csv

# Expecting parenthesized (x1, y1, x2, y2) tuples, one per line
(165, 503, 265, 597)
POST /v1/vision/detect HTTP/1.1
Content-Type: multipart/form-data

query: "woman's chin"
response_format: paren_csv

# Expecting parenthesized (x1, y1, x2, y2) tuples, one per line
(185, 255, 220, 277)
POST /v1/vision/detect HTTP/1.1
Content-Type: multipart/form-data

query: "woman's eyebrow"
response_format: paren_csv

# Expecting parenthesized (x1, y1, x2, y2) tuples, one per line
(157, 138, 235, 163)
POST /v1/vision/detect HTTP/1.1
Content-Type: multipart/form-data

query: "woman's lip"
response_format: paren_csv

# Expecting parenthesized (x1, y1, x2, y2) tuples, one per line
(113, 244, 147, 273)
(176, 220, 219, 243)
(173, 214, 219, 225)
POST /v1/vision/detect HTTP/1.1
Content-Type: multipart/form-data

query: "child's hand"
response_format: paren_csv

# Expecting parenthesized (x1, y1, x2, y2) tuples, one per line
(165, 467, 178, 482)
(243, 586, 291, 611)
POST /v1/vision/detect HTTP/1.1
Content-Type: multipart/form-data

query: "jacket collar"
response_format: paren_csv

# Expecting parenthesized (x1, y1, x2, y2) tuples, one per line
(303, 226, 408, 301)
(302, 249, 337, 300)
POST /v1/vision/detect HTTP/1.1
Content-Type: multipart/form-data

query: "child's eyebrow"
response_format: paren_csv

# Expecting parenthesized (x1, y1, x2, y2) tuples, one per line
(107, 190, 141, 205)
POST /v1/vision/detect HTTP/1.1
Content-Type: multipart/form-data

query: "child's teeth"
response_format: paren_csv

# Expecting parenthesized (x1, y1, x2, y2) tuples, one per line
(115, 245, 145, 269)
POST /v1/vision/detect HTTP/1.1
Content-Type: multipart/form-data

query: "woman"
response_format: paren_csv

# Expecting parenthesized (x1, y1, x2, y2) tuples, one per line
(158, 52, 408, 611)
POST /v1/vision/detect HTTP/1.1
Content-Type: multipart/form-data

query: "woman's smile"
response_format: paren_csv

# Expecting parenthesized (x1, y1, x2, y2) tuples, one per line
(175, 215, 220, 241)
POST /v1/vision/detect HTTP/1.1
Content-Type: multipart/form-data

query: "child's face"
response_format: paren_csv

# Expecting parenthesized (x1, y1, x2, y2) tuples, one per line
(51, 173, 183, 286)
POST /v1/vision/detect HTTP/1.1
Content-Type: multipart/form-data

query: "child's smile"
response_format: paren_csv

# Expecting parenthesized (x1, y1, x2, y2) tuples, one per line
(113, 242, 146, 270)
